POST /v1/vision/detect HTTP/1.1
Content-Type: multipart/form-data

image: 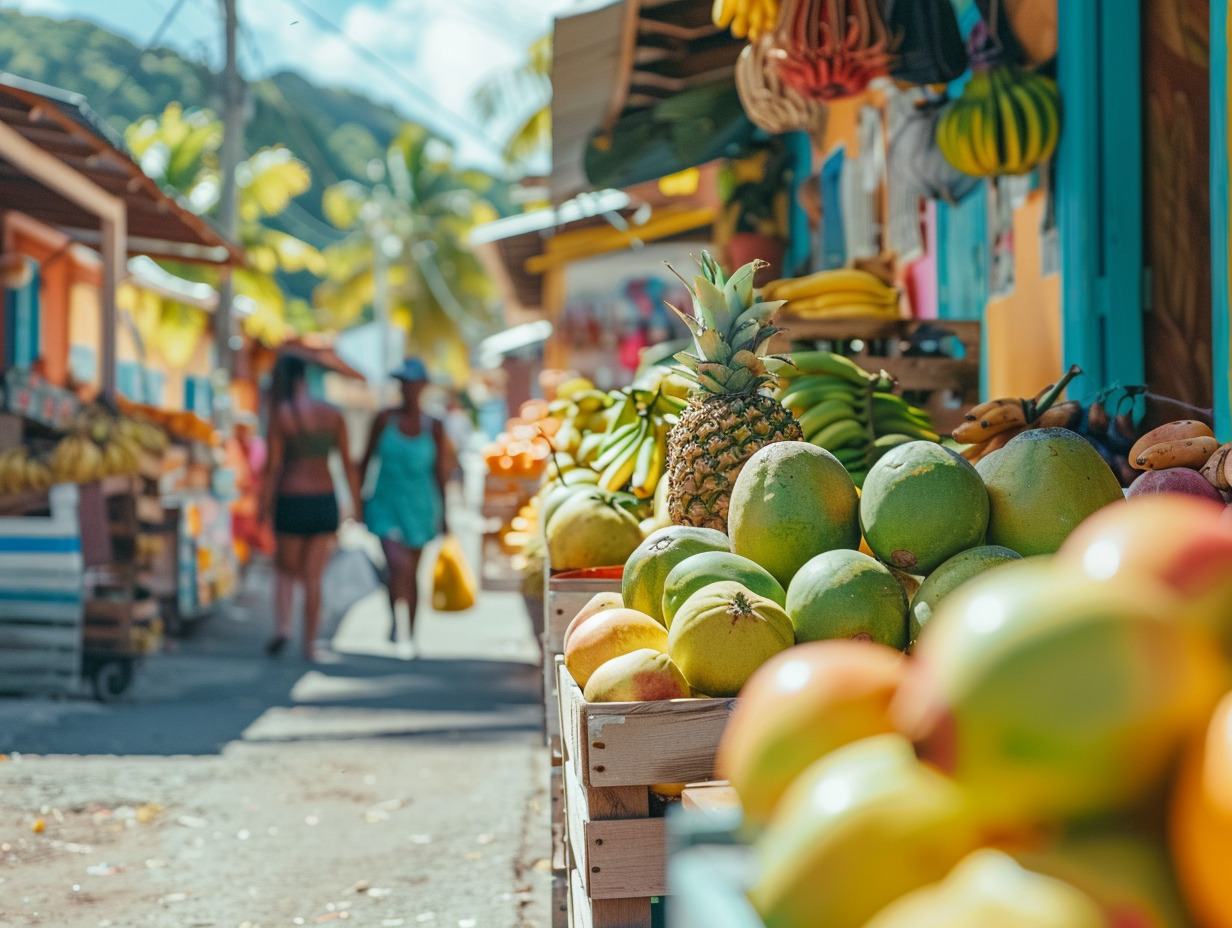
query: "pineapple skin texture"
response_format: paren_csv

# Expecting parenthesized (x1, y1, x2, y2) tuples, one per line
(666, 393, 803, 532)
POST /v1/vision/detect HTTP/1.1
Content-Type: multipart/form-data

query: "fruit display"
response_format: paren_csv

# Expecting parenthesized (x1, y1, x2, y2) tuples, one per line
(0, 405, 170, 494)
(935, 61, 1061, 178)
(480, 397, 560, 480)
(953, 365, 1153, 486)
(115, 396, 214, 446)
(767, 350, 939, 486)
(773, 0, 895, 102)
(680, 492, 1232, 928)
(587, 380, 687, 498)
(664, 253, 803, 531)
(761, 268, 901, 320)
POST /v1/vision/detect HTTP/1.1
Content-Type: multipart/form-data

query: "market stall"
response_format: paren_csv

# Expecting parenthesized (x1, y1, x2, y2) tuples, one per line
(0, 76, 243, 641)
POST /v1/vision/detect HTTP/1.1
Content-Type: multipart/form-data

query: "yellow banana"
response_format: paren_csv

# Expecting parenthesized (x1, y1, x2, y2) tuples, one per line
(951, 402, 1028, 443)
(1133, 436, 1219, 471)
(1199, 443, 1232, 490)
(765, 269, 894, 302)
(1128, 420, 1214, 463)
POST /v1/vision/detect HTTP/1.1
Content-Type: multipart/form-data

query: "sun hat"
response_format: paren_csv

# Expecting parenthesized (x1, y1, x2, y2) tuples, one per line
(391, 357, 429, 382)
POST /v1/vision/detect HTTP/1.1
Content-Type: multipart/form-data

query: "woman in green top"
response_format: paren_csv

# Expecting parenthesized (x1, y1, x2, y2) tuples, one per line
(260, 354, 362, 660)
(359, 358, 456, 648)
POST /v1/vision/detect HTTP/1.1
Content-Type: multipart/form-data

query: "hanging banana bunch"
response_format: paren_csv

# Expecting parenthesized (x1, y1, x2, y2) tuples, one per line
(935, 61, 1061, 177)
(713, 0, 779, 40)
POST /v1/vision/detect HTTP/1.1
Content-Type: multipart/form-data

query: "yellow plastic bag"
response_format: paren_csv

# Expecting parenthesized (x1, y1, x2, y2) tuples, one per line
(432, 535, 476, 612)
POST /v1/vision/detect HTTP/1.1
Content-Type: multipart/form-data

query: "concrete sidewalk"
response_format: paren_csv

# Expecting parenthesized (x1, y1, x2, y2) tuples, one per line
(0, 508, 552, 927)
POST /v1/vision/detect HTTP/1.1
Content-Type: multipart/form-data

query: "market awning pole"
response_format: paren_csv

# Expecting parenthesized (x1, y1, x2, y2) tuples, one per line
(100, 213, 125, 402)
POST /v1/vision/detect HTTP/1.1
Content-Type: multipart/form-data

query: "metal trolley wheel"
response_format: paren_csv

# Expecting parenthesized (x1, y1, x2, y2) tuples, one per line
(90, 658, 135, 703)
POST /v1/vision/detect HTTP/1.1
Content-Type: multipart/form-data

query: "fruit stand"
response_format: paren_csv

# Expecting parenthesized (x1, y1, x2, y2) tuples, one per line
(512, 227, 1232, 928)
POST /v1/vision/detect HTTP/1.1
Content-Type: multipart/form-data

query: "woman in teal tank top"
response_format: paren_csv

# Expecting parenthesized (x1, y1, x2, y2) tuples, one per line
(358, 358, 455, 646)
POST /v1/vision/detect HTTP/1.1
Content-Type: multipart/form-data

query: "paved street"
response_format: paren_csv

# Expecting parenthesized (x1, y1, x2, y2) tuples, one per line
(0, 512, 551, 928)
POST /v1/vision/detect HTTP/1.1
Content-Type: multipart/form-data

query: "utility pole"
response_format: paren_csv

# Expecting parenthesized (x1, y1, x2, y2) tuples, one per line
(215, 0, 243, 378)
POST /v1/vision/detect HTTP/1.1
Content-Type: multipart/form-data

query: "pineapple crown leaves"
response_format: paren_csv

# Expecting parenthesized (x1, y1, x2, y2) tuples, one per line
(663, 251, 782, 397)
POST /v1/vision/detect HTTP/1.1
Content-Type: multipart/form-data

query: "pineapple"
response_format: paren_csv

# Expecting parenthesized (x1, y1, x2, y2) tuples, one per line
(665, 253, 802, 531)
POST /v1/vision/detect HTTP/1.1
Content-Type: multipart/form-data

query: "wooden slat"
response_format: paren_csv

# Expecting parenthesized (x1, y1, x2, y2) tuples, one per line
(559, 658, 734, 788)
(681, 782, 740, 815)
(586, 818, 667, 898)
(570, 867, 650, 928)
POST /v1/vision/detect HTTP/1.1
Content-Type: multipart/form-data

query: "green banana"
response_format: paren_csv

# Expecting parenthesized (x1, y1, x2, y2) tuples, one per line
(778, 376, 866, 409)
(779, 350, 873, 387)
(831, 444, 870, 467)
(629, 423, 659, 498)
(798, 398, 865, 439)
(808, 418, 869, 451)
(873, 417, 941, 443)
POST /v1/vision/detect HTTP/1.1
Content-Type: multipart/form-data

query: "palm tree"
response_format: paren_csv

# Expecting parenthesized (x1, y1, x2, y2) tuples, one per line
(125, 103, 326, 345)
(314, 124, 502, 384)
(472, 34, 552, 170)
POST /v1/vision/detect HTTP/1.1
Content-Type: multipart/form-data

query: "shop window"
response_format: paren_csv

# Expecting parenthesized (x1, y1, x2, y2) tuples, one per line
(185, 376, 212, 417)
(4, 262, 40, 370)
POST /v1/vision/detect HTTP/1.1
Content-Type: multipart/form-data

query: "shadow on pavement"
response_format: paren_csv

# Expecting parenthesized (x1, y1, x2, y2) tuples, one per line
(0, 650, 544, 756)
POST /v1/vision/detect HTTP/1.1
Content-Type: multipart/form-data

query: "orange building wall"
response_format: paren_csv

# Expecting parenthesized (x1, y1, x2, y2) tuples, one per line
(983, 190, 1063, 399)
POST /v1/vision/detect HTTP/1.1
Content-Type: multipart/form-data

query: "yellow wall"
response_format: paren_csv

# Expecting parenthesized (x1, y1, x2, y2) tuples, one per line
(983, 190, 1063, 399)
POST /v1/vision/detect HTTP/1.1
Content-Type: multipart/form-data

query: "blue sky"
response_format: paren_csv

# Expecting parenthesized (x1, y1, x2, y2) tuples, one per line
(5, 0, 593, 166)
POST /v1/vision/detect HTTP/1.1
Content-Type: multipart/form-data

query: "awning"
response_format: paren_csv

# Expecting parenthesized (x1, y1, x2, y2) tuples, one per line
(550, 0, 746, 203)
(0, 74, 243, 266)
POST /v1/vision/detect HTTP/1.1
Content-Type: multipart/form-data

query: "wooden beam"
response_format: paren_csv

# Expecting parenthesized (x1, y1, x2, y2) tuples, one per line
(0, 118, 123, 225)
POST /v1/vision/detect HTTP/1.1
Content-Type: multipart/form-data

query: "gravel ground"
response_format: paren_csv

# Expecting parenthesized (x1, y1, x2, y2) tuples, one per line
(0, 516, 551, 928)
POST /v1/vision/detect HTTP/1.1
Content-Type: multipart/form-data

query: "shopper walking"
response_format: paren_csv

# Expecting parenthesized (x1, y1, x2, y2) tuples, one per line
(359, 358, 455, 649)
(259, 354, 362, 661)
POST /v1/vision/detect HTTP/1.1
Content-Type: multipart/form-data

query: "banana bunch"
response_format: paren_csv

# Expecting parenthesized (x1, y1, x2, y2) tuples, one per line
(713, 0, 778, 40)
(771, 350, 939, 487)
(954, 367, 1147, 484)
(0, 447, 53, 495)
(1200, 438, 1232, 495)
(954, 366, 1083, 463)
(1130, 420, 1219, 472)
(547, 388, 617, 459)
(49, 433, 107, 484)
(935, 63, 1061, 177)
(591, 386, 686, 499)
(762, 268, 900, 320)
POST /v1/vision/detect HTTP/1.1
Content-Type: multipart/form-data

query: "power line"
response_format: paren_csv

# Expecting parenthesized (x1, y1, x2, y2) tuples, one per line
(280, 0, 504, 157)
(236, 21, 342, 188)
(95, 0, 193, 112)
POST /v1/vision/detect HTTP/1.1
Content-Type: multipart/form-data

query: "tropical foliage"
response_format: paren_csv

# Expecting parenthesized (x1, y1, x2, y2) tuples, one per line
(472, 34, 552, 170)
(125, 103, 325, 345)
(315, 125, 502, 383)
(0, 10, 404, 245)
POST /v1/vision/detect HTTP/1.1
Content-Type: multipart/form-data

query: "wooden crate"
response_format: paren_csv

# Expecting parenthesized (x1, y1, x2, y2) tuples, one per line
(771, 317, 981, 435)
(543, 567, 625, 747)
(557, 657, 736, 926)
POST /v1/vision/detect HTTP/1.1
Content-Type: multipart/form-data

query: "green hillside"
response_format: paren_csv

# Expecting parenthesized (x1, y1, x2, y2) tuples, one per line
(0, 10, 414, 249)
